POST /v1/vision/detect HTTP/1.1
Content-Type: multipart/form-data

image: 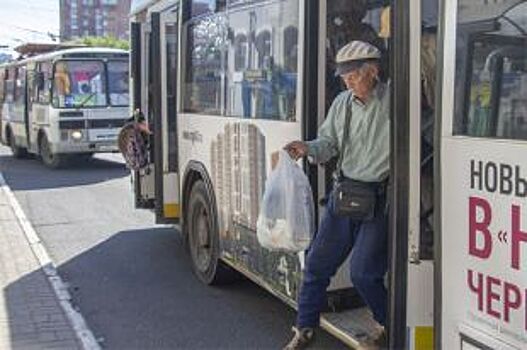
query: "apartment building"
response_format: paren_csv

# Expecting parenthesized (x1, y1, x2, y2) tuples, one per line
(60, 0, 131, 41)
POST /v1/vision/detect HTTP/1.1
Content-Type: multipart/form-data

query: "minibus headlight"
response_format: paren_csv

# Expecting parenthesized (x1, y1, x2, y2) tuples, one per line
(71, 130, 83, 141)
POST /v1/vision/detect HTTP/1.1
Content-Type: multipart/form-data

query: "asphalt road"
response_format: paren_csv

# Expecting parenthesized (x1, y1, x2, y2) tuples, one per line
(0, 146, 346, 350)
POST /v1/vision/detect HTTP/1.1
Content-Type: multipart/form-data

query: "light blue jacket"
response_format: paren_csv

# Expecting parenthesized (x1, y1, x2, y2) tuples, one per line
(306, 83, 390, 182)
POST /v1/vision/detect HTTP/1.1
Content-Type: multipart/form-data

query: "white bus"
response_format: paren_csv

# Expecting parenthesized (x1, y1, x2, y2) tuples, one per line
(0, 48, 130, 168)
(128, 0, 527, 349)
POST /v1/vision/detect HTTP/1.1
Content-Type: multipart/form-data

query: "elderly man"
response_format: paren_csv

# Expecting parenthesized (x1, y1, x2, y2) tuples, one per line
(284, 40, 389, 350)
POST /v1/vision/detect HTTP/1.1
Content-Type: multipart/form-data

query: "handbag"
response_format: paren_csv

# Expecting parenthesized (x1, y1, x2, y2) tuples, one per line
(333, 95, 377, 220)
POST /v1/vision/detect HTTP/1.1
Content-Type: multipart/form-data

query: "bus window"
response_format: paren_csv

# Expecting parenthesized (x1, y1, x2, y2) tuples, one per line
(0, 69, 5, 105)
(53, 60, 107, 108)
(37, 62, 52, 104)
(419, 1, 438, 260)
(108, 61, 129, 106)
(226, 0, 299, 121)
(183, 8, 227, 115)
(454, 1, 527, 140)
(5, 68, 15, 104)
(14, 66, 26, 106)
(325, 0, 388, 113)
(191, 0, 225, 17)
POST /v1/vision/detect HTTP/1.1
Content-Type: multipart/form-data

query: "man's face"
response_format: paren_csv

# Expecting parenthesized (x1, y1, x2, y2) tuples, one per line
(340, 62, 378, 98)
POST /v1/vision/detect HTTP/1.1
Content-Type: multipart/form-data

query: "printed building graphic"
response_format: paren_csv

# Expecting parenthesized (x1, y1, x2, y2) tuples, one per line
(211, 123, 266, 237)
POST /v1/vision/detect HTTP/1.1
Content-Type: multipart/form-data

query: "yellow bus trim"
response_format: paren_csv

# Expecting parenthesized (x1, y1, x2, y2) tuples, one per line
(415, 326, 434, 350)
(164, 203, 180, 218)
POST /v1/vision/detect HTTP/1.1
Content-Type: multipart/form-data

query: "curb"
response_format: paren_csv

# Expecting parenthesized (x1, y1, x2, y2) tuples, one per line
(0, 173, 101, 350)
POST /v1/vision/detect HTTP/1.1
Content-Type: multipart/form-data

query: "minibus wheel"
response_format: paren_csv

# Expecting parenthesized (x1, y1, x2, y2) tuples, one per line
(39, 134, 65, 168)
(187, 180, 236, 285)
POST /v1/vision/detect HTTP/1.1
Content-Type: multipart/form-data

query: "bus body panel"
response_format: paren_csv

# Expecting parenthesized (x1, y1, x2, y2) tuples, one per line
(441, 138, 527, 350)
(178, 112, 307, 299)
(439, 0, 527, 348)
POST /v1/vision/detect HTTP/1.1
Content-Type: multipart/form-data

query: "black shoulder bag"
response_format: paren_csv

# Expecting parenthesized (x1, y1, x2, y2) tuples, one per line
(333, 97, 378, 220)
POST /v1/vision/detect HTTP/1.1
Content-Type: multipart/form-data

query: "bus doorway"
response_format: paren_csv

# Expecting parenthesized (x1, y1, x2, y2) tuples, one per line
(316, 0, 438, 348)
(131, 4, 181, 224)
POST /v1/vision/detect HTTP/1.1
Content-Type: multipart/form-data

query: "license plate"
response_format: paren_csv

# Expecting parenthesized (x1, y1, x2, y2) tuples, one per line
(98, 145, 115, 151)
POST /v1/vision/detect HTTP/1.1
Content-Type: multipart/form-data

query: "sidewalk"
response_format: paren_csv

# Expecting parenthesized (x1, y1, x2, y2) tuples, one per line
(0, 177, 84, 350)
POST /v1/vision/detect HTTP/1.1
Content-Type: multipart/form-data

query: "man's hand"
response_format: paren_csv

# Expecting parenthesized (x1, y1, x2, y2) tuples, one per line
(284, 141, 308, 160)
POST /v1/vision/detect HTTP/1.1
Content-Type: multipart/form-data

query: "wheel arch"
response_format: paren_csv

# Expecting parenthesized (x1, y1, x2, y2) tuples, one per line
(181, 161, 219, 246)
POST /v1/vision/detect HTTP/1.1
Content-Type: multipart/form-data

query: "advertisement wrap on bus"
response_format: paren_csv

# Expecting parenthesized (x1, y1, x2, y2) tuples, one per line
(443, 146, 527, 349)
(440, 0, 527, 348)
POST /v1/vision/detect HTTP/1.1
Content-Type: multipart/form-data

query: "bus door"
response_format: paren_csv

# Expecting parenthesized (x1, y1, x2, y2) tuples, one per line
(132, 15, 156, 211)
(25, 63, 38, 150)
(393, 0, 438, 348)
(316, 0, 438, 348)
(438, 0, 527, 349)
(157, 6, 181, 224)
(0, 67, 5, 143)
(134, 7, 181, 224)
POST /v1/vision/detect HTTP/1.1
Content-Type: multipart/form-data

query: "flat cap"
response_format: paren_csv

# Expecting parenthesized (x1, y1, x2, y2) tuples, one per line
(335, 40, 381, 76)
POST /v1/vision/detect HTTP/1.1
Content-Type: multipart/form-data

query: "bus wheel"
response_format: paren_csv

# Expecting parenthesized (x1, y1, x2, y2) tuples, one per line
(39, 135, 65, 168)
(187, 180, 236, 285)
(8, 132, 28, 159)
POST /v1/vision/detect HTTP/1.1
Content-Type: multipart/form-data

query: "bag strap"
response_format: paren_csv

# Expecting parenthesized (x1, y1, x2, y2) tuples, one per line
(336, 94, 353, 177)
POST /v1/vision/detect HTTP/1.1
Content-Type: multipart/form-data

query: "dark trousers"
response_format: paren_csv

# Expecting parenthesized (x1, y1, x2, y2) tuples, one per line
(296, 189, 388, 328)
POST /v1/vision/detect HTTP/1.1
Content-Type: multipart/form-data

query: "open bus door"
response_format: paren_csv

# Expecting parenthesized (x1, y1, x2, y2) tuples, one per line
(131, 20, 157, 212)
(0, 67, 5, 144)
(437, 1, 527, 349)
(309, 1, 437, 348)
(157, 6, 181, 224)
(131, 7, 181, 225)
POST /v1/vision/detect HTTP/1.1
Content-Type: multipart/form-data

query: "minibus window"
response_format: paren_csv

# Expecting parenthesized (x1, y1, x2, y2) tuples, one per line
(108, 61, 129, 106)
(37, 62, 52, 104)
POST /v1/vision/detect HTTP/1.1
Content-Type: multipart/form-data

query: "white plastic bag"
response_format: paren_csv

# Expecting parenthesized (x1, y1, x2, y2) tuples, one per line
(256, 150, 315, 252)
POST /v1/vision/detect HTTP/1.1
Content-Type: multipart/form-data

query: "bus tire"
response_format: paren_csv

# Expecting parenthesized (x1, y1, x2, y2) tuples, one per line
(8, 130, 28, 159)
(187, 180, 236, 285)
(39, 134, 66, 169)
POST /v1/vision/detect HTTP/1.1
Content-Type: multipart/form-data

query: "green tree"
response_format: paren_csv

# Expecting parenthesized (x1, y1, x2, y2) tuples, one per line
(75, 36, 129, 50)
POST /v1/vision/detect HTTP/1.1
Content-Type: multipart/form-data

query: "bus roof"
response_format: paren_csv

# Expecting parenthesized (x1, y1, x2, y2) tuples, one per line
(14, 43, 87, 56)
(130, 0, 159, 16)
(18, 47, 129, 65)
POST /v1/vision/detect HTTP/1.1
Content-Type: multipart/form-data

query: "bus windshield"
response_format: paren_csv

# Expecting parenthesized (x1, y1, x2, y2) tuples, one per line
(53, 60, 107, 108)
(108, 60, 129, 106)
(52, 59, 129, 109)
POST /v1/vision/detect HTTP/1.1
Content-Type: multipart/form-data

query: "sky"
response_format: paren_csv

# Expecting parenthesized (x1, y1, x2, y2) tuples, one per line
(0, 0, 59, 56)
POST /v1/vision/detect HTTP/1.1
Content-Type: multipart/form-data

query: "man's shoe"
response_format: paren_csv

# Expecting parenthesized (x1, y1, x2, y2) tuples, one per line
(283, 326, 315, 350)
(358, 327, 386, 350)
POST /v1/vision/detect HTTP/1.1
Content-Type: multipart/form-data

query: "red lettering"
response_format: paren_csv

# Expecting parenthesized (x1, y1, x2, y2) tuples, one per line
(512, 205, 527, 270)
(469, 197, 493, 259)
(468, 269, 484, 311)
(468, 271, 527, 329)
(486, 276, 501, 319)
(504, 282, 522, 323)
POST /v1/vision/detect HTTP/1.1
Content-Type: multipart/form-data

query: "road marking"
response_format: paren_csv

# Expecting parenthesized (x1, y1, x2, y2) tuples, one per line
(0, 173, 101, 350)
